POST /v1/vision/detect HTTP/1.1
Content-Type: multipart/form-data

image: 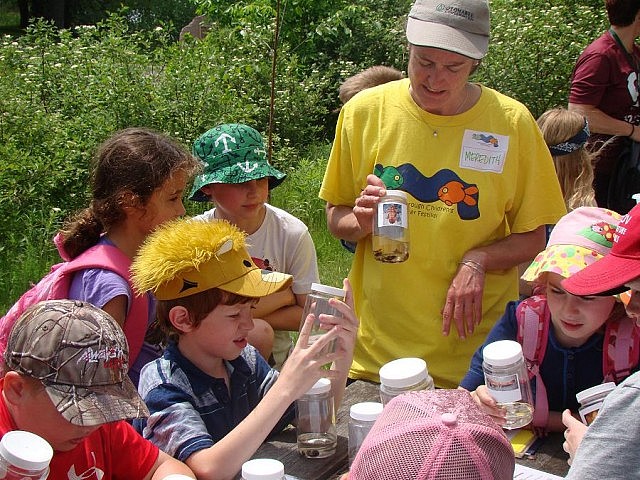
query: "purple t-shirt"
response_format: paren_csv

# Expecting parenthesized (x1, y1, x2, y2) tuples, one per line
(67, 237, 159, 385)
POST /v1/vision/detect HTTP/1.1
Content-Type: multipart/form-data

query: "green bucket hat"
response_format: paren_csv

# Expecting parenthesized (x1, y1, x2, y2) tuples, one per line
(189, 123, 286, 202)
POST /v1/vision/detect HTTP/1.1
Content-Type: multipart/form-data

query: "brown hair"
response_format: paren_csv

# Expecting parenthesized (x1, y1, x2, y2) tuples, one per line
(606, 0, 640, 26)
(58, 128, 201, 259)
(153, 288, 253, 343)
(339, 65, 404, 105)
(537, 108, 596, 211)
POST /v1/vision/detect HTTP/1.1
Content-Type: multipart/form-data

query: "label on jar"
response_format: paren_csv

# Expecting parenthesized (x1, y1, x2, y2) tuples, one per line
(377, 201, 407, 228)
(485, 373, 522, 403)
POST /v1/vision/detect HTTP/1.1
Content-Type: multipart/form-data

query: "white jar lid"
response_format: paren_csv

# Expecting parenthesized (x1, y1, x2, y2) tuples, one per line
(350, 402, 383, 421)
(310, 283, 345, 298)
(242, 458, 284, 480)
(0, 431, 53, 471)
(379, 358, 428, 388)
(482, 340, 523, 366)
(384, 190, 407, 199)
(305, 377, 332, 395)
(576, 382, 617, 405)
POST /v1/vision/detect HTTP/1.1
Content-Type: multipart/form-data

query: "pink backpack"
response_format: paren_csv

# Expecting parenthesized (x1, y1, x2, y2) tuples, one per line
(0, 244, 148, 366)
(516, 295, 640, 428)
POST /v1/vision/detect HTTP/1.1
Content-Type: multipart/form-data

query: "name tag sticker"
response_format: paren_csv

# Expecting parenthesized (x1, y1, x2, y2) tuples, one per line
(460, 130, 509, 173)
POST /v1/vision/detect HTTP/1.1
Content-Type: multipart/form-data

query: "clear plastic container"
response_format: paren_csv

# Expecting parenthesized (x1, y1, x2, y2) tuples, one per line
(300, 283, 345, 355)
(576, 382, 616, 425)
(296, 378, 337, 458)
(241, 458, 286, 480)
(372, 190, 409, 263)
(379, 357, 434, 405)
(348, 402, 383, 466)
(482, 340, 534, 429)
(0, 431, 53, 480)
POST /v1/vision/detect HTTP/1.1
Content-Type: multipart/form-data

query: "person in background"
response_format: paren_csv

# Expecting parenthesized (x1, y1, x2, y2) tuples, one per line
(190, 123, 319, 369)
(54, 128, 200, 386)
(568, 0, 640, 208)
(538, 108, 596, 212)
(319, 0, 566, 388)
(1, 299, 195, 480)
(519, 107, 596, 297)
(559, 203, 640, 478)
(131, 218, 358, 480)
(461, 207, 638, 433)
(339, 65, 404, 105)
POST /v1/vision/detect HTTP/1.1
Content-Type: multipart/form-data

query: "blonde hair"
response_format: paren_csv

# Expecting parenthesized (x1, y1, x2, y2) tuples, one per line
(339, 65, 404, 105)
(537, 108, 596, 211)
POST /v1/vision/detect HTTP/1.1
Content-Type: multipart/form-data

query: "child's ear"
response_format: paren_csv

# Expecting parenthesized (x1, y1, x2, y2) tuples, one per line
(169, 305, 195, 333)
(2, 371, 30, 405)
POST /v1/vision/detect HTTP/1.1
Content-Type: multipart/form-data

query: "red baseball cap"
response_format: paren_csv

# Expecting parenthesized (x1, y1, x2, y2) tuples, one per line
(562, 203, 640, 296)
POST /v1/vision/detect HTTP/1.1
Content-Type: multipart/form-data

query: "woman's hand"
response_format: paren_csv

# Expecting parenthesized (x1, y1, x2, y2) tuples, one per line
(442, 259, 485, 339)
(352, 174, 386, 237)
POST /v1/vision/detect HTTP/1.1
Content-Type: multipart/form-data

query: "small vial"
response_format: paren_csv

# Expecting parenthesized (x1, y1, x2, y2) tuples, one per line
(372, 190, 409, 263)
(482, 340, 534, 429)
(576, 382, 616, 425)
(379, 357, 434, 406)
(348, 402, 383, 466)
(0, 431, 53, 480)
(296, 378, 337, 458)
(299, 283, 345, 355)
(241, 458, 286, 480)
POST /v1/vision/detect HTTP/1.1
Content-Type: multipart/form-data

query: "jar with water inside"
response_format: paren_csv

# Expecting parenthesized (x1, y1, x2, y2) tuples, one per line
(379, 357, 434, 406)
(296, 378, 337, 458)
(0, 431, 53, 480)
(348, 402, 383, 466)
(241, 458, 286, 480)
(482, 340, 534, 429)
(372, 190, 409, 263)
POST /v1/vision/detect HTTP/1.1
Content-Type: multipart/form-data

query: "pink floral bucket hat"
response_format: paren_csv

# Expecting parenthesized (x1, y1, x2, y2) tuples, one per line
(522, 207, 621, 284)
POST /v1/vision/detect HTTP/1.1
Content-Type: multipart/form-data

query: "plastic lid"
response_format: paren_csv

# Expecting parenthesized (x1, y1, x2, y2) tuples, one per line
(576, 382, 617, 405)
(350, 402, 384, 422)
(162, 475, 197, 480)
(310, 283, 345, 298)
(242, 458, 285, 480)
(482, 340, 523, 366)
(305, 377, 332, 395)
(379, 358, 428, 388)
(0, 431, 53, 471)
(384, 190, 407, 199)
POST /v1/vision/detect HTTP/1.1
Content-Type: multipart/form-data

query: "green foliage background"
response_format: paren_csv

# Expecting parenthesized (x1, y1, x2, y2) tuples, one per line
(0, 0, 607, 310)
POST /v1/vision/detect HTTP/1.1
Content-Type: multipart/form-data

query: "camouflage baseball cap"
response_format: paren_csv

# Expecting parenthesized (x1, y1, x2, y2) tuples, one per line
(4, 300, 149, 426)
(189, 123, 286, 202)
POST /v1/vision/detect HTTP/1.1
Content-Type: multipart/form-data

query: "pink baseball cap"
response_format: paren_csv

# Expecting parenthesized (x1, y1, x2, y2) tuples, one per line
(349, 389, 515, 480)
(521, 207, 621, 283)
(562, 203, 640, 296)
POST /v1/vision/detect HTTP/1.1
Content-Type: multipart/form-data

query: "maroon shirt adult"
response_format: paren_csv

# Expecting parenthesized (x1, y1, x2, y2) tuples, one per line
(570, 31, 640, 205)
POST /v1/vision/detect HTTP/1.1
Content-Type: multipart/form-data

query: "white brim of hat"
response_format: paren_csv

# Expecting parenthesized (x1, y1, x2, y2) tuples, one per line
(406, 18, 488, 60)
(44, 378, 149, 426)
(561, 253, 640, 296)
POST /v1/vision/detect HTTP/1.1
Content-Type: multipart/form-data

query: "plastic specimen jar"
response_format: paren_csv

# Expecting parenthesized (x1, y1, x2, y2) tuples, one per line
(299, 283, 345, 355)
(296, 378, 337, 458)
(0, 431, 52, 480)
(379, 357, 434, 406)
(576, 382, 616, 425)
(372, 190, 409, 263)
(241, 458, 286, 480)
(348, 402, 383, 466)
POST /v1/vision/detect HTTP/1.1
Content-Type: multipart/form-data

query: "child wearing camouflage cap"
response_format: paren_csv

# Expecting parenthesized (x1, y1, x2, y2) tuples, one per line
(130, 218, 358, 480)
(0, 299, 195, 479)
(190, 123, 320, 369)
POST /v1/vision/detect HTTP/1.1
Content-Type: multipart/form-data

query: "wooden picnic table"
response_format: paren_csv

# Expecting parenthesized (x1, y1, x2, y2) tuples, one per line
(249, 380, 570, 480)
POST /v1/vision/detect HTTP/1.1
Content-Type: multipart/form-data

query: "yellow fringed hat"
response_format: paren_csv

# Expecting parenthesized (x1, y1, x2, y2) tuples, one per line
(131, 218, 292, 300)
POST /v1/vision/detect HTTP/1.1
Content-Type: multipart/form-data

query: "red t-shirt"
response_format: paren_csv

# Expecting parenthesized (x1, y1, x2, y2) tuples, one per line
(570, 31, 640, 173)
(0, 381, 159, 479)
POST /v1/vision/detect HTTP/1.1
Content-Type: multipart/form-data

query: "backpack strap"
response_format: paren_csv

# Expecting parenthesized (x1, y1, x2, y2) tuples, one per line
(603, 307, 640, 383)
(57, 244, 149, 366)
(516, 295, 551, 429)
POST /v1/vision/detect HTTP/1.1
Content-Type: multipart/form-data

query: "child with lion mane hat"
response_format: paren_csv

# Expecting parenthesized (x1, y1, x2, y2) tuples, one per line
(130, 218, 358, 480)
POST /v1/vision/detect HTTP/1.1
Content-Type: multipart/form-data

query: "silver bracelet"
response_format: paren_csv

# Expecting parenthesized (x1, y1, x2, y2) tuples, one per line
(459, 259, 485, 275)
